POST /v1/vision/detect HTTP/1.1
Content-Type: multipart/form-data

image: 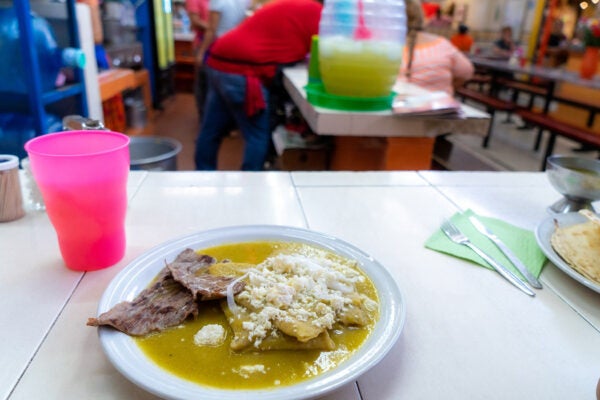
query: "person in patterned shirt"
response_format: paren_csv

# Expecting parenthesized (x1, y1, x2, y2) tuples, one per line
(400, 0, 474, 95)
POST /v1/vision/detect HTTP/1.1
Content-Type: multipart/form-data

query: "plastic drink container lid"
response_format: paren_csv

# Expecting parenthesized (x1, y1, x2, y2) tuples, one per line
(0, 155, 19, 171)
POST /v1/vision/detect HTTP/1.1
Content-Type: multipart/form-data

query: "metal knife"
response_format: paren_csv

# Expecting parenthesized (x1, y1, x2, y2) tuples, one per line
(468, 216, 543, 289)
(441, 219, 535, 297)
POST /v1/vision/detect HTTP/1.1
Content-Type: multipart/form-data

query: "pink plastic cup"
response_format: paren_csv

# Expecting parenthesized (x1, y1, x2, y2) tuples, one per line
(25, 130, 130, 271)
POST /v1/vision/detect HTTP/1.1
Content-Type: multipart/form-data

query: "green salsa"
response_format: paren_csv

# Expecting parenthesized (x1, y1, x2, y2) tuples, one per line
(135, 241, 378, 390)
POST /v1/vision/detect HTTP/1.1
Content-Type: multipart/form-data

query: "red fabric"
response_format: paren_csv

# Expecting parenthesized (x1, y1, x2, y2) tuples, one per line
(245, 75, 266, 116)
(450, 34, 474, 52)
(422, 3, 439, 19)
(207, 55, 277, 116)
(206, 0, 322, 116)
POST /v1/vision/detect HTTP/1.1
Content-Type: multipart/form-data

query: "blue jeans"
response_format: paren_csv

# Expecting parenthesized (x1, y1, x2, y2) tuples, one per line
(194, 66, 270, 171)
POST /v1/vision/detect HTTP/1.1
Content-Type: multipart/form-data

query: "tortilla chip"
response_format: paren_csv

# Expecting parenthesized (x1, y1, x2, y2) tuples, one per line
(551, 219, 600, 284)
(221, 301, 335, 352)
(338, 293, 377, 327)
(274, 317, 324, 342)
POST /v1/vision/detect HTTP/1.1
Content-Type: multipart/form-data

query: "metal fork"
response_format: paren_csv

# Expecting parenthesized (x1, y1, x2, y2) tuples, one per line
(441, 220, 535, 297)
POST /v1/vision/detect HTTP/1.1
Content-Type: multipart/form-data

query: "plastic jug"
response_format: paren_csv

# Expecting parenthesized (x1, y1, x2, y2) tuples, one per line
(0, 7, 85, 93)
(318, 0, 406, 98)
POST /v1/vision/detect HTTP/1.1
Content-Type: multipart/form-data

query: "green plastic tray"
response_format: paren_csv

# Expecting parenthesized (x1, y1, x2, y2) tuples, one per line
(304, 83, 394, 112)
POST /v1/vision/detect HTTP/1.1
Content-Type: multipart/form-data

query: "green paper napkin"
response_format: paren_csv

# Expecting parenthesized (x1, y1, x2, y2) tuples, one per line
(425, 209, 547, 278)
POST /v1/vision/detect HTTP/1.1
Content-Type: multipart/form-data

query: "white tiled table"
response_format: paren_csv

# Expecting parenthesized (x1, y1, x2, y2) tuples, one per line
(2, 171, 599, 400)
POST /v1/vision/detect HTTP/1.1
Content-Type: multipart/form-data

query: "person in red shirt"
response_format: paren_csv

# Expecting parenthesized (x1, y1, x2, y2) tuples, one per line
(194, 0, 322, 171)
(450, 24, 474, 53)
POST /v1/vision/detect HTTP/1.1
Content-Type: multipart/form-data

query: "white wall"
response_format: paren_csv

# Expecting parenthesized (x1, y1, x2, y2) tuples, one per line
(455, 0, 534, 33)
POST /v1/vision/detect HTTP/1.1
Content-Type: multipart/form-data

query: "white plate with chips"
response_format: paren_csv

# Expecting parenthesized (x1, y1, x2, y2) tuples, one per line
(535, 212, 600, 294)
(94, 225, 406, 400)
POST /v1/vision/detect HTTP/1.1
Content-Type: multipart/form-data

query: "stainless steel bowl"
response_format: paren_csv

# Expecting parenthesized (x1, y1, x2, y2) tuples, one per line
(129, 136, 182, 171)
(546, 155, 600, 213)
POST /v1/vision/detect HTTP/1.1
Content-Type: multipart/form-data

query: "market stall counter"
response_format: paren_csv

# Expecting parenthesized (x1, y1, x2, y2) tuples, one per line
(283, 67, 490, 170)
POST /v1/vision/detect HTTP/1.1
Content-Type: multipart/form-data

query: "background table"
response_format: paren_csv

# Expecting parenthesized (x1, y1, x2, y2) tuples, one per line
(470, 56, 600, 117)
(470, 56, 600, 90)
(3, 171, 600, 399)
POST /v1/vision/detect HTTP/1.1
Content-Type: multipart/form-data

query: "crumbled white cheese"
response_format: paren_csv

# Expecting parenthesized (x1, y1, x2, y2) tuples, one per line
(193, 324, 225, 346)
(234, 253, 373, 347)
(235, 364, 266, 379)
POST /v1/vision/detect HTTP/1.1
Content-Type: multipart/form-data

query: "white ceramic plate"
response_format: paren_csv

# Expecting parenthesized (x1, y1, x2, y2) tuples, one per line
(535, 213, 600, 294)
(96, 225, 406, 400)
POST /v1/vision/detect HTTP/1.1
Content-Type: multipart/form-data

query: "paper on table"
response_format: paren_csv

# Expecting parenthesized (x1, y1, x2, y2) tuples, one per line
(425, 209, 547, 278)
(392, 91, 461, 117)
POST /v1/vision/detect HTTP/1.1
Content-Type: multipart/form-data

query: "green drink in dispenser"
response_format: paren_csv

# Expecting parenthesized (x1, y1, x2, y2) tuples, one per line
(318, 0, 406, 99)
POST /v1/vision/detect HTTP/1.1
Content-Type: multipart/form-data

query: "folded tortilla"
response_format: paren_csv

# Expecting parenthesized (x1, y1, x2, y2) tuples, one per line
(579, 209, 600, 227)
(551, 216, 600, 284)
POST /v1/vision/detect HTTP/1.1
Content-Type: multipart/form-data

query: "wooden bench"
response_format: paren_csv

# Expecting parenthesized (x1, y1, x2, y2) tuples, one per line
(497, 78, 549, 110)
(455, 87, 516, 148)
(498, 78, 549, 96)
(465, 74, 491, 91)
(552, 94, 600, 129)
(517, 109, 600, 170)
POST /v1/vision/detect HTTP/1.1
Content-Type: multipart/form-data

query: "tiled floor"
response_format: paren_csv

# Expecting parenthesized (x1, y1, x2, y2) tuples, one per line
(436, 110, 600, 172)
(151, 93, 599, 172)
(151, 93, 243, 171)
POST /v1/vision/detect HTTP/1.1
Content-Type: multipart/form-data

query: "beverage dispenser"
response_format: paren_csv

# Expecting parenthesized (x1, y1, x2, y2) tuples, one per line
(308, 0, 406, 111)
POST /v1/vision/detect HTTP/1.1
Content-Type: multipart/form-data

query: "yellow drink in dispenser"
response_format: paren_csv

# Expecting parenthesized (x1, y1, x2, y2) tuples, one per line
(313, 0, 406, 109)
(319, 36, 403, 97)
(317, 0, 407, 103)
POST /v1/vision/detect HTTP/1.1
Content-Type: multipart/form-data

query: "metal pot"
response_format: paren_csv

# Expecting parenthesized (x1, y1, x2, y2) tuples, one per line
(129, 136, 182, 171)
